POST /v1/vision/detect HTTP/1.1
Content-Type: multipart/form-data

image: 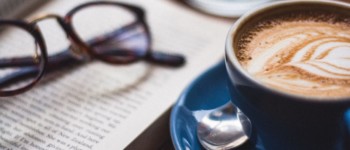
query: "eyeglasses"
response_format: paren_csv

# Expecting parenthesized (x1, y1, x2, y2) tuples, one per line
(0, 1, 185, 96)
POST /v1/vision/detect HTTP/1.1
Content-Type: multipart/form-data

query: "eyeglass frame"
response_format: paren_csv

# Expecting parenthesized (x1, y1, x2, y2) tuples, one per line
(0, 1, 185, 96)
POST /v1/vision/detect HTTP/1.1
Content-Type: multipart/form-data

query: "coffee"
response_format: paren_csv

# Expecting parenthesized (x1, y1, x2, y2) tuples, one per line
(237, 11, 350, 98)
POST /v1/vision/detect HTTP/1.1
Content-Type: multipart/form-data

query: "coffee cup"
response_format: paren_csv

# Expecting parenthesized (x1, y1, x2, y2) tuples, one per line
(225, 1, 350, 150)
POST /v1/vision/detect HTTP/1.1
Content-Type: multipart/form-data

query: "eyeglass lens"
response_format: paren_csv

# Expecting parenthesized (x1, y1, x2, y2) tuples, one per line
(71, 4, 149, 62)
(0, 25, 43, 92)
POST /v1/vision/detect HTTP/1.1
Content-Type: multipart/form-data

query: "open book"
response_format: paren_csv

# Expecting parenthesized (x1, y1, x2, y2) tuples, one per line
(0, 0, 232, 149)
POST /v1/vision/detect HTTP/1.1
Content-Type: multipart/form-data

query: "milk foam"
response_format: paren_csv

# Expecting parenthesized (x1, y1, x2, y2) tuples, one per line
(238, 13, 350, 99)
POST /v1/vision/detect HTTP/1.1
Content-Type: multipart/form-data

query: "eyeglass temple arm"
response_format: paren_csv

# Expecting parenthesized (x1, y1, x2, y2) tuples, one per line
(0, 50, 79, 88)
(0, 47, 185, 69)
(0, 67, 38, 88)
(146, 51, 185, 67)
(0, 49, 185, 88)
(0, 50, 78, 68)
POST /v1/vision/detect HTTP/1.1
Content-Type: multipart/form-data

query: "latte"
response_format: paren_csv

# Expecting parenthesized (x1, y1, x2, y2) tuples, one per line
(237, 11, 350, 98)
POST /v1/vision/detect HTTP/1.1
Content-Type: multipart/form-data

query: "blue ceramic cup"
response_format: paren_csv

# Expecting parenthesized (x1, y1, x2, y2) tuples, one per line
(225, 1, 350, 150)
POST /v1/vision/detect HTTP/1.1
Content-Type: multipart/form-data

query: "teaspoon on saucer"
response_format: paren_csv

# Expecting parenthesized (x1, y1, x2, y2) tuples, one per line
(197, 102, 252, 150)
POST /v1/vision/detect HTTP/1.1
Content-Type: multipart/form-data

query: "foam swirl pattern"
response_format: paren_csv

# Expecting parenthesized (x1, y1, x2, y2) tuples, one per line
(238, 20, 350, 99)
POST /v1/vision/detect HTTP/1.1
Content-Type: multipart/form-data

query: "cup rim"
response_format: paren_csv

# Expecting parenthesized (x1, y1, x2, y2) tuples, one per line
(225, 0, 350, 103)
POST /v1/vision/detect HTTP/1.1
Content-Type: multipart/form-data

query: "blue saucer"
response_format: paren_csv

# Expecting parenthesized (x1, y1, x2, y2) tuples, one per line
(170, 60, 350, 150)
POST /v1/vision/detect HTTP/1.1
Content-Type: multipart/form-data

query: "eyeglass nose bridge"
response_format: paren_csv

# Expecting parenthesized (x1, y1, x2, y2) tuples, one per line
(28, 14, 92, 61)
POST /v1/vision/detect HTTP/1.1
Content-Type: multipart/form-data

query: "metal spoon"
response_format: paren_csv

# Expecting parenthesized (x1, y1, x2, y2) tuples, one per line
(197, 102, 252, 150)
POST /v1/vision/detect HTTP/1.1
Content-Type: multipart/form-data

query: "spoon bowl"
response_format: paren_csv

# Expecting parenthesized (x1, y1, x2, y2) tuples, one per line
(197, 102, 251, 150)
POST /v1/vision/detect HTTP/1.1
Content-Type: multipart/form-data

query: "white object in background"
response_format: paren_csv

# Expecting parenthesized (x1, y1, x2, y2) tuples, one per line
(184, 0, 278, 17)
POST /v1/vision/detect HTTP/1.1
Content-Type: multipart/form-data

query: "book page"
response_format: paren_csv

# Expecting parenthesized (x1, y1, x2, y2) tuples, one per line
(0, 0, 233, 150)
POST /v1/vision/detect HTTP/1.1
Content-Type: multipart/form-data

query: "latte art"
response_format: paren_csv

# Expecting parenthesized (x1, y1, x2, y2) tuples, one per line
(238, 13, 350, 98)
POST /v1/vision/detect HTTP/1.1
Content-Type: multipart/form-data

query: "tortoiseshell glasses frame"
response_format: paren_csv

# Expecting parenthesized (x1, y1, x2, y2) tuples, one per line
(0, 1, 185, 96)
